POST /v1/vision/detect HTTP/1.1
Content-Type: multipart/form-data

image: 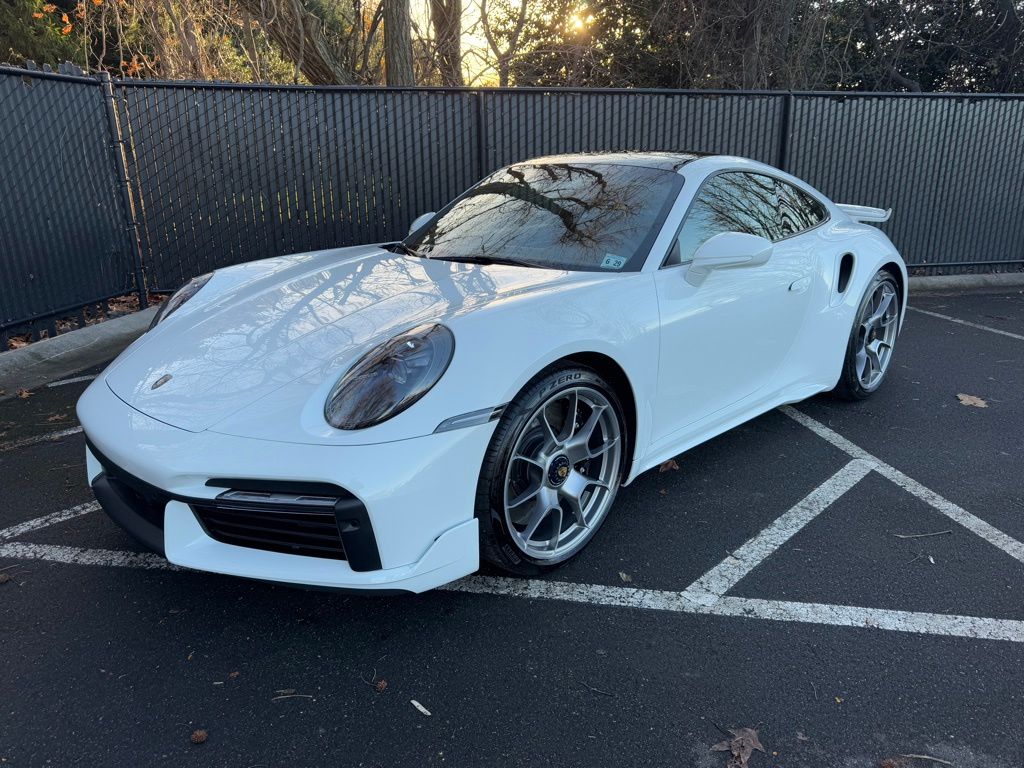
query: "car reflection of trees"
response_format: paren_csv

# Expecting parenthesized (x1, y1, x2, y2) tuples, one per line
(696, 173, 820, 242)
(414, 163, 660, 267)
(172, 249, 498, 403)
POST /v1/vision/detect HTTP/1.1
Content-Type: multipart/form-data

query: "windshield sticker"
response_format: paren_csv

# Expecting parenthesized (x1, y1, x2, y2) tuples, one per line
(601, 254, 626, 270)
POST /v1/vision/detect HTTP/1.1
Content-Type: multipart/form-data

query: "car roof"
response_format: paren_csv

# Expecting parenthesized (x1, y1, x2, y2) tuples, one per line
(514, 151, 708, 172)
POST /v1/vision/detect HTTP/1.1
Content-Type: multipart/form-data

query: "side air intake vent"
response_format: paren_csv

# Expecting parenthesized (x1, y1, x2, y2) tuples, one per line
(837, 253, 854, 294)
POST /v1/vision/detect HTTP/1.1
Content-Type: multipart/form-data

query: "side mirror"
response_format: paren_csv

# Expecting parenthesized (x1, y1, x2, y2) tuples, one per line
(408, 212, 435, 237)
(685, 232, 773, 287)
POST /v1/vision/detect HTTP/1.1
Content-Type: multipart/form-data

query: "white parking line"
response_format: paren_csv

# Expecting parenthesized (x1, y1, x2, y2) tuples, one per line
(445, 578, 1024, 643)
(680, 459, 874, 606)
(46, 374, 98, 388)
(0, 426, 84, 453)
(2, 407, 1024, 644)
(908, 306, 1024, 341)
(0, 502, 97, 541)
(781, 406, 1024, 565)
(0, 541, 177, 570)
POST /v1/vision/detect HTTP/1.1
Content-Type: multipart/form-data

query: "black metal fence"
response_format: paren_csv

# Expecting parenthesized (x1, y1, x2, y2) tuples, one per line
(2, 65, 1023, 341)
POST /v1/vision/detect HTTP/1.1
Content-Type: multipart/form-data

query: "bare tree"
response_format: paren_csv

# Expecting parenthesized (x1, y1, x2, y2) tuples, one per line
(480, 0, 528, 86)
(384, 0, 415, 84)
(430, 0, 463, 85)
(233, 0, 355, 84)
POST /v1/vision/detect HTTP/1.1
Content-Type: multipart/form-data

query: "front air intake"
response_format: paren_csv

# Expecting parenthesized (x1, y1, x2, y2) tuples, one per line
(190, 481, 381, 570)
(191, 491, 348, 560)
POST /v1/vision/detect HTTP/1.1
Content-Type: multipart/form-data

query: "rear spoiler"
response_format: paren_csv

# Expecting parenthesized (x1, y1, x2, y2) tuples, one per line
(837, 203, 892, 223)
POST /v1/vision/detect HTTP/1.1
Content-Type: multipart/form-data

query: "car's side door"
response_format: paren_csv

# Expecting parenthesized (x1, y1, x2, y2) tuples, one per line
(648, 171, 824, 445)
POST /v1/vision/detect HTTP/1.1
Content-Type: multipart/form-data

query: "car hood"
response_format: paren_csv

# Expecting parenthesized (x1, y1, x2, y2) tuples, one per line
(105, 245, 584, 435)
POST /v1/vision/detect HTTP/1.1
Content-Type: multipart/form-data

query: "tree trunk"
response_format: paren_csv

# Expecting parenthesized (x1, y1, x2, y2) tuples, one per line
(429, 0, 463, 86)
(235, 0, 355, 85)
(384, 0, 415, 85)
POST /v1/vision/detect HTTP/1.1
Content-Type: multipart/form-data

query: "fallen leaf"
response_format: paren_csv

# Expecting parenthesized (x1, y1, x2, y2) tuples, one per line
(710, 727, 765, 768)
(375, 678, 388, 693)
(190, 729, 207, 745)
(928, 555, 935, 564)
(834, 696, 843, 704)
(796, 731, 810, 742)
(228, 671, 239, 679)
(618, 571, 633, 583)
(659, 459, 679, 473)
(46, 413, 68, 422)
(658, 488, 668, 496)
(0, 573, 11, 585)
(411, 699, 431, 716)
(16, 389, 32, 399)
(956, 393, 988, 408)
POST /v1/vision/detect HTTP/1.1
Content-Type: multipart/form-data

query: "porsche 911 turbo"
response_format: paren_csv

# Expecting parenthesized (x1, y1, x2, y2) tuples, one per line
(78, 151, 906, 592)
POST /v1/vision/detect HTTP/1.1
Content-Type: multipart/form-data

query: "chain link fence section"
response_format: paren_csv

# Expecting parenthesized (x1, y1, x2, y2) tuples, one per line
(0, 67, 138, 342)
(788, 93, 1024, 273)
(116, 83, 480, 290)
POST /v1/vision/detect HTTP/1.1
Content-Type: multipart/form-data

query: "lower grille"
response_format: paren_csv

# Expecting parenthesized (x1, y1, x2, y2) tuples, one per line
(191, 492, 348, 560)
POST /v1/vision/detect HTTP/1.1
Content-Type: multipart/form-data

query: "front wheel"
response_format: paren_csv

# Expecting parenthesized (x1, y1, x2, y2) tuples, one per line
(476, 366, 624, 575)
(833, 269, 901, 400)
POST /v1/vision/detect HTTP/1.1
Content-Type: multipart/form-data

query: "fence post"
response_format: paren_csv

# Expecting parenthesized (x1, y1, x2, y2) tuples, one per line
(777, 91, 794, 172)
(96, 71, 147, 309)
(474, 91, 487, 180)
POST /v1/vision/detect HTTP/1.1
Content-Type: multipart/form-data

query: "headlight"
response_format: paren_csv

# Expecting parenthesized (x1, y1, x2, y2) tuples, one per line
(324, 324, 455, 430)
(149, 272, 213, 329)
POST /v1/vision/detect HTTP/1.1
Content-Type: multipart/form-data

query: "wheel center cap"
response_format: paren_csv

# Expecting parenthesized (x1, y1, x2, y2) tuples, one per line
(547, 455, 571, 487)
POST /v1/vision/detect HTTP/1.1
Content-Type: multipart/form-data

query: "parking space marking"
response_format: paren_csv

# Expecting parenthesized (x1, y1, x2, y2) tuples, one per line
(0, 502, 98, 541)
(0, 426, 84, 454)
(781, 406, 1024, 565)
(3, 407, 1024, 643)
(908, 306, 1024, 341)
(680, 459, 874, 606)
(446, 578, 1024, 643)
(702, 596, 1024, 643)
(0, 541, 177, 570)
(46, 374, 97, 388)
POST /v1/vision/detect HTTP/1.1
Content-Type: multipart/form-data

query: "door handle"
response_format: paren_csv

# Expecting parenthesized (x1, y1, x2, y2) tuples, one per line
(789, 276, 811, 294)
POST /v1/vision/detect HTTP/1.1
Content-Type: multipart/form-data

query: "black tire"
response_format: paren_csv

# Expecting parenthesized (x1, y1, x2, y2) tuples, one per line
(833, 269, 901, 401)
(475, 364, 625, 576)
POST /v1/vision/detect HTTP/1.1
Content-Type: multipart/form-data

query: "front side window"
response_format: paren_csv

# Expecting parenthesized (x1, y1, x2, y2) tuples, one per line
(666, 172, 828, 266)
(405, 163, 682, 272)
(668, 172, 779, 265)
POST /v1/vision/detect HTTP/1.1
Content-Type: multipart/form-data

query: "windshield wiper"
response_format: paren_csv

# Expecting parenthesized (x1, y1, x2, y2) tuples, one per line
(386, 241, 428, 259)
(429, 254, 541, 268)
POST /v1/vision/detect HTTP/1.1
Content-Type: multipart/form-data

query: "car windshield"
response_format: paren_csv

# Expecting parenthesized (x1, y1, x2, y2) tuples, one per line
(404, 162, 682, 272)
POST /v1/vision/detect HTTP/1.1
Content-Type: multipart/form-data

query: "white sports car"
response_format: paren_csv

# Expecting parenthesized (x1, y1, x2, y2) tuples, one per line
(78, 152, 906, 593)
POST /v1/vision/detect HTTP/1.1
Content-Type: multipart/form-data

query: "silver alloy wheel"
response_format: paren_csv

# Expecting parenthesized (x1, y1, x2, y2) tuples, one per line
(503, 386, 622, 560)
(855, 280, 899, 391)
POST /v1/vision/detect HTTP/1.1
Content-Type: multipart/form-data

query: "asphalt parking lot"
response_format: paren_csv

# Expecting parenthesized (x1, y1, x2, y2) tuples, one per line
(1, 289, 1022, 768)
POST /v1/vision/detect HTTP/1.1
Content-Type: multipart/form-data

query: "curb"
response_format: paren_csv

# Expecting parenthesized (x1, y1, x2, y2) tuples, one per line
(0, 307, 157, 397)
(909, 272, 1024, 295)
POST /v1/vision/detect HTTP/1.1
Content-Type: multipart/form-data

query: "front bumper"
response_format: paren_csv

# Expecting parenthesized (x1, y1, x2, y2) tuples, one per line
(78, 378, 492, 592)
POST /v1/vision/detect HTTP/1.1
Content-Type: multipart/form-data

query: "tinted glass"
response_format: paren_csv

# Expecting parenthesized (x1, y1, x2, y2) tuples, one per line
(776, 179, 827, 237)
(667, 172, 829, 265)
(406, 162, 681, 272)
(670, 172, 780, 265)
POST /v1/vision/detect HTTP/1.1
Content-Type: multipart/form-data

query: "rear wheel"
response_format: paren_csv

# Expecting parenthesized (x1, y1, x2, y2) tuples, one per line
(833, 270, 900, 400)
(476, 365, 624, 575)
